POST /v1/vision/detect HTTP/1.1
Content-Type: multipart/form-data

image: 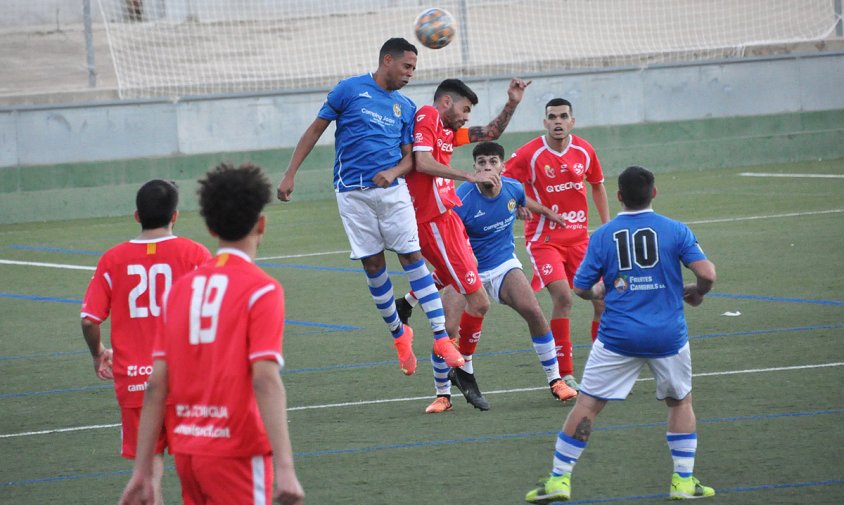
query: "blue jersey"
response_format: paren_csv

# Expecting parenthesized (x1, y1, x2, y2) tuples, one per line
(454, 177, 526, 272)
(573, 209, 707, 358)
(318, 74, 416, 192)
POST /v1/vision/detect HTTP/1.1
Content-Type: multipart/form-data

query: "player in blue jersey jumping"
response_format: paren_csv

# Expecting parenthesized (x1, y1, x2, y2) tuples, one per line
(525, 165, 717, 503)
(277, 38, 464, 376)
(423, 142, 578, 412)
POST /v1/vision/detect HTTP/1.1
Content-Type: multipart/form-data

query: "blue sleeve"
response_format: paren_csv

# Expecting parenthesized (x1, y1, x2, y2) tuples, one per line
(573, 233, 604, 289)
(677, 223, 707, 265)
(400, 98, 417, 145)
(318, 81, 348, 121)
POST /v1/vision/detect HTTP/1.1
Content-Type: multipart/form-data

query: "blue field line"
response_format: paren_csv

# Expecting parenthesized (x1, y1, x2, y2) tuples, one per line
(709, 292, 844, 306)
(4, 408, 842, 489)
(8, 244, 102, 255)
(293, 407, 844, 458)
(0, 293, 81, 304)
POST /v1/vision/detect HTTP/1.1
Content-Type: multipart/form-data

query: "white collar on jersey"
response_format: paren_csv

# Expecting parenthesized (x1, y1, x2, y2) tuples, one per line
(618, 209, 655, 216)
(128, 235, 178, 244)
(215, 247, 253, 263)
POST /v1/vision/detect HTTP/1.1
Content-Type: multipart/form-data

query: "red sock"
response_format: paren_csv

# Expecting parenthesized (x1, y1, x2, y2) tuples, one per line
(458, 312, 484, 356)
(550, 318, 573, 376)
(591, 320, 600, 343)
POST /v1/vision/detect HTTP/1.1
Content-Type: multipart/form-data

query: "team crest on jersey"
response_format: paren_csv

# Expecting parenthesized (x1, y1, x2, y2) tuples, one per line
(393, 103, 402, 117)
(541, 264, 553, 276)
(465, 271, 477, 285)
(613, 276, 628, 292)
(544, 165, 555, 178)
(507, 198, 517, 212)
(573, 163, 585, 176)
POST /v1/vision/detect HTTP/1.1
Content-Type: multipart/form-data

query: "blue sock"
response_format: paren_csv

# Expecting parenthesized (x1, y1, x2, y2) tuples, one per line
(431, 351, 451, 395)
(532, 331, 560, 383)
(365, 266, 402, 337)
(402, 259, 447, 339)
(552, 431, 587, 476)
(666, 432, 697, 477)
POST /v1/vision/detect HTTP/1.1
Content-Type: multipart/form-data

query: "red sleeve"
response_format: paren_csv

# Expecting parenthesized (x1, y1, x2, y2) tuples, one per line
(80, 256, 112, 323)
(454, 127, 470, 147)
(585, 142, 604, 184)
(247, 281, 285, 368)
(503, 147, 530, 183)
(413, 106, 438, 151)
(194, 243, 212, 268)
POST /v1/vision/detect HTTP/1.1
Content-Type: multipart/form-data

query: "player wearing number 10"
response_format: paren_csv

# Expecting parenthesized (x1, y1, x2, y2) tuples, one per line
(81, 179, 211, 505)
(120, 164, 304, 505)
(525, 166, 716, 503)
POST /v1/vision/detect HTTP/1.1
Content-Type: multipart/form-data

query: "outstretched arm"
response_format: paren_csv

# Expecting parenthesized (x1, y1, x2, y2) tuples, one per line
(277, 117, 331, 202)
(414, 150, 498, 185)
(525, 197, 564, 228)
(684, 259, 716, 306)
(467, 78, 532, 142)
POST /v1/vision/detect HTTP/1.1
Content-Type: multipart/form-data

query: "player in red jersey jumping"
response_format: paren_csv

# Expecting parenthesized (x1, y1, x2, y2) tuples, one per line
(401, 77, 531, 413)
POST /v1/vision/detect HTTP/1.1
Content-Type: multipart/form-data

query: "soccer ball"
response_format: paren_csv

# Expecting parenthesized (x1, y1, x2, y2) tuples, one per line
(414, 8, 455, 49)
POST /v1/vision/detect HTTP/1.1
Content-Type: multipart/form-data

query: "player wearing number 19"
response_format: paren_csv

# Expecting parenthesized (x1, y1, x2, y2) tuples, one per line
(120, 164, 304, 505)
(81, 179, 211, 505)
(525, 166, 716, 503)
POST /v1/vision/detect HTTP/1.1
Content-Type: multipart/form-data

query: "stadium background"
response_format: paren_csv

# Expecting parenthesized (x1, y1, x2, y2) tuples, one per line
(1, 0, 843, 224)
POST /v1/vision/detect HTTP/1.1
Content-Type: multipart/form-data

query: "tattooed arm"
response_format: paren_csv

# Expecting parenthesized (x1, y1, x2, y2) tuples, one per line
(467, 78, 532, 142)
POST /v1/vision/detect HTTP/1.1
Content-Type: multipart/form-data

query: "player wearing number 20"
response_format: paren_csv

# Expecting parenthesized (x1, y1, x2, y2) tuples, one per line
(120, 164, 303, 505)
(81, 179, 210, 504)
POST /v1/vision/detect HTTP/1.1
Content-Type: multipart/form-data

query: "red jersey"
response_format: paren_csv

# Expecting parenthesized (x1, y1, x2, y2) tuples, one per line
(81, 236, 211, 408)
(504, 134, 604, 246)
(406, 104, 471, 224)
(154, 248, 286, 458)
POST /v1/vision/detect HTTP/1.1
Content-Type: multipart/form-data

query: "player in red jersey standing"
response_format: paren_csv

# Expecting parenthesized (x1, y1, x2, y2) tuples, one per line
(401, 77, 531, 413)
(119, 164, 304, 505)
(503, 98, 610, 393)
(81, 179, 211, 505)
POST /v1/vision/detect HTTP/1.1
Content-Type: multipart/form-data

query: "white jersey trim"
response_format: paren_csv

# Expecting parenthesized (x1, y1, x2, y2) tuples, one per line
(248, 283, 276, 310)
(250, 350, 284, 368)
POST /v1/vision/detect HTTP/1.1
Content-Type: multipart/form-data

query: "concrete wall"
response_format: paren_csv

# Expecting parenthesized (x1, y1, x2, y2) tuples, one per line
(2, 52, 844, 224)
(3, 51, 843, 168)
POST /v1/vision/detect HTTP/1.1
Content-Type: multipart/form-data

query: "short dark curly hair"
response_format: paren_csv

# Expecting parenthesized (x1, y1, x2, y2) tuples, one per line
(198, 162, 272, 241)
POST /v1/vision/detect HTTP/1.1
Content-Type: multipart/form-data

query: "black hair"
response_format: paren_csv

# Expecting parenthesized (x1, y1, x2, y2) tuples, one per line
(198, 162, 272, 241)
(618, 165, 655, 210)
(472, 141, 505, 160)
(379, 37, 418, 62)
(136, 179, 178, 230)
(545, 98, 573, 114)
(434, 78, 478, 106)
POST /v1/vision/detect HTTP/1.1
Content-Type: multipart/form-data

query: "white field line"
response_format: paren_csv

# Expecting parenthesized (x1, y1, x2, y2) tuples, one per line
(0, 259, 94, 271)
(2, 361, 842, 440)
(1, 209, 841, 270)
(738, 172, 844, 179)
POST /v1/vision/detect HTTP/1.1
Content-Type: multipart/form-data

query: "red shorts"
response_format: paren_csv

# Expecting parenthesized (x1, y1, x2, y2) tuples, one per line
(120, 406, 167, 459)
(174, 452, 273, 505)
(525, 240, 588, 291)
(418, 210, 482, 295)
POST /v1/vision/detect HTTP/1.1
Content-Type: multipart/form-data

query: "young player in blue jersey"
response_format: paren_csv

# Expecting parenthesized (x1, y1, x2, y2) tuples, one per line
(423, 142, 578, 412)
(277, 38, 463, 375)
(525, 165, 717, 503)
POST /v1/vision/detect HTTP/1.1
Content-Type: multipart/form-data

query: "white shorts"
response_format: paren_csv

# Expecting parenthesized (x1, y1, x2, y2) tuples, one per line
(335, 183, 421, 260)
(580, 340, 692, 401)
(479, 258, 523, 304)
